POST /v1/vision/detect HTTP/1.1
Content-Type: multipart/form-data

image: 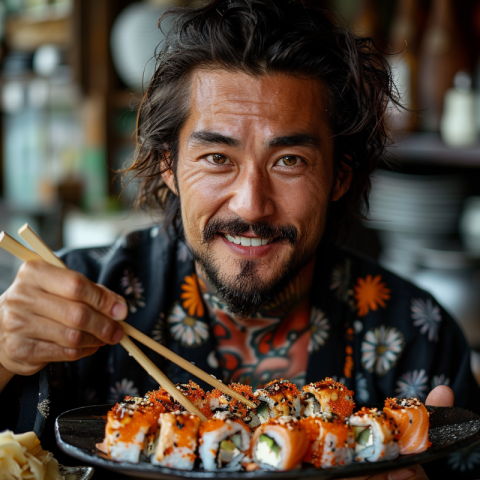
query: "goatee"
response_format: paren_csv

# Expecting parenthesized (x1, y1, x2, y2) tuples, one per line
(187, 217, 311, 317)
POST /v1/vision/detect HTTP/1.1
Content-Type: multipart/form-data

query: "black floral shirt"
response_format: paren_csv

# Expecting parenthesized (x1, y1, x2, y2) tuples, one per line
(4, 225, 480, 478)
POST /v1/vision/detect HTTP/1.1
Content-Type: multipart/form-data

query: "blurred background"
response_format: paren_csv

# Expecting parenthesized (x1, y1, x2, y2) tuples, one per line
(0, 0, 479, 376)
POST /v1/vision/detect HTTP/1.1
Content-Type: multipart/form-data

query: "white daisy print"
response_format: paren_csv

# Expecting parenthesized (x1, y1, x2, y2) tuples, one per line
(308, 308, 330, 352)
(207, 351, 219, 369)
(411, 297, 441, 342)
(361, 326, 404, 376)
(355, 372, 370, 403)
(108, 378, 139, 403)
(168, 303, 209, 347)
(396, 369, 429, 400)
(330, 259, 352, 302)
(447, 443, 480, 471)
(353, 319, 363, 334)
(431, 374, 450, 389)
(151, 314, 166, 344)
(121, 269, 146, 313)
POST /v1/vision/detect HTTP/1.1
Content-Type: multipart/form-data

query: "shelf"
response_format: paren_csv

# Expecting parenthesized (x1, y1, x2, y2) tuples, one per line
(385, 133, 480, 167)
(5, 13, 70, 50)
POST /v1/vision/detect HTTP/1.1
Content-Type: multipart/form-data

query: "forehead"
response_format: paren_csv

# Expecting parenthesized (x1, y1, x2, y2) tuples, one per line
(185, 69, 331, 136)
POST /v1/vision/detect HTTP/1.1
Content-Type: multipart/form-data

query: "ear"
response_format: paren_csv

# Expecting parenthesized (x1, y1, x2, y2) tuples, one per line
(332, 155, 353, 202)
(161, 156, 178, 196)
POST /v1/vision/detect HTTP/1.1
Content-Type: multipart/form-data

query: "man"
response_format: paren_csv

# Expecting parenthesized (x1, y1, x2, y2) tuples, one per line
(0, 1, 478, 478)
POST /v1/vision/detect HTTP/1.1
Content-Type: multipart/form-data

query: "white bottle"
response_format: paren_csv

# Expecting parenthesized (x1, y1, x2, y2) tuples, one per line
(440, 71, 477, 147)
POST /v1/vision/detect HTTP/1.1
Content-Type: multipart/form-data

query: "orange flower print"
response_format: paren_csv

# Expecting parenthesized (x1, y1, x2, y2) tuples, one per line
(344, 345, 354, 379)
(354, 274, 390, 317)
(180, 274, 205, 317)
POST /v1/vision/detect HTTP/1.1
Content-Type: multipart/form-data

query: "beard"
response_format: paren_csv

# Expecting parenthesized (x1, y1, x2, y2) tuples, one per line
(186, 216, 313, 317)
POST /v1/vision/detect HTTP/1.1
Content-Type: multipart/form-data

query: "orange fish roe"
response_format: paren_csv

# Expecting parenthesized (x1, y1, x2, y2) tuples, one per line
(300, 415, 352, 468)
(255, 379, 302, 418)
(208, 383, 260, 421)
(199, 416, 251, 437)
(303, 378, 355, 419)
(353, 407, 400, 443)
(107, 405, 158, 444)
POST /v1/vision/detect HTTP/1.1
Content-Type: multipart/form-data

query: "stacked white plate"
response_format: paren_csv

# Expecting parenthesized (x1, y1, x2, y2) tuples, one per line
(365, 170, 466, 235)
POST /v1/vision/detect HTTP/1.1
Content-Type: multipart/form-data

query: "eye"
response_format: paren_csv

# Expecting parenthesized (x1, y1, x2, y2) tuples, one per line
(205, 154, 231, 165)
(276, 155, 302, 167)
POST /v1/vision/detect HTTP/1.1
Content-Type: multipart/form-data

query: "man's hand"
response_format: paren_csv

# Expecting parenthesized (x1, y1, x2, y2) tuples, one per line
(337, 386, 455, 480)
(0, 261, 128, 381)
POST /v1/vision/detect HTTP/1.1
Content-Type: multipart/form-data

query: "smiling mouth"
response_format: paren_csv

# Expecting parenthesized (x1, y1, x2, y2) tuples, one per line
(223, 234, 273, 247)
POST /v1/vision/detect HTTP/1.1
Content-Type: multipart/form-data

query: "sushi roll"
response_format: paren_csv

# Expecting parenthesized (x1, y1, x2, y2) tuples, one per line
(97, 396, 164, 463)
(174, 381, 212, 418)
(300, 412, 354, 468)
(302, 378, 355, 420)
(383, 398, 431, 455)
(198, 412, 252, 471)
(250, 416, 310, 470)
(208, 383, 261, 427)
(254, 380, 302, 423)
(150, 412, 201, 470)
(349, 407, 400, 462)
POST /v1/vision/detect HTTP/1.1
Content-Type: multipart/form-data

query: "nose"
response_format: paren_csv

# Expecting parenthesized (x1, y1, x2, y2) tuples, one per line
(228, 165, 275, 222)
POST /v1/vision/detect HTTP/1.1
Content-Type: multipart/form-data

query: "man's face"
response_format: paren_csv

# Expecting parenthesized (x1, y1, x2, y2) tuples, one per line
(166, 70, 342, 316)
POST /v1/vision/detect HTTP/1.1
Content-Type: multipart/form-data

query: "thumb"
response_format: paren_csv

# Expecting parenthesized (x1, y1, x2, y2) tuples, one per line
(425, 385, 454, 407)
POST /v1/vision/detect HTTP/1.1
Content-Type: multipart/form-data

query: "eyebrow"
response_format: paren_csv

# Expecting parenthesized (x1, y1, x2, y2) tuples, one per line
(189, 131, 241, 148)
(188, 130, 321, 149)
(268, 134, 321, 149)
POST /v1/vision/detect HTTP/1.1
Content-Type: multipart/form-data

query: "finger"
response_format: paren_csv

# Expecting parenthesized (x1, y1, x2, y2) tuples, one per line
(2, 335, 100, 373)
(2, 312, 105, 349)
(425, 385, 454, 407)
(18, 261, 128, 320)
(8, 289, 124, 345)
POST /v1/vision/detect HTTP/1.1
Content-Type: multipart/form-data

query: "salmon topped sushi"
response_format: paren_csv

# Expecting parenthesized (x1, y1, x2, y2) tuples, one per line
(250, 416, 310, 471)
(254, 380, 302, 423)
(384, 397, 431, 455)
(302, 378, 355, 420)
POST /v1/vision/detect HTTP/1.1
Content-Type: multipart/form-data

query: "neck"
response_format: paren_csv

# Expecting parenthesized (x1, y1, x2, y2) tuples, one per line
(196, 257, 316, 322)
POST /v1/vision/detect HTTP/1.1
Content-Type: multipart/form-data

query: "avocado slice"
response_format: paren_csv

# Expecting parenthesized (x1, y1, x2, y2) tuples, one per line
(257, 402, 269, 420)
(231, 434, 242, 450)
(356, 428, 371, 446)
(220, 439, 235, 451)
(259, 434, 280, 456)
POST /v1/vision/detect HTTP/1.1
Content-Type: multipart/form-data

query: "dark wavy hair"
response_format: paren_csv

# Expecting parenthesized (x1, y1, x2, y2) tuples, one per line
(125, 0, 400, 242)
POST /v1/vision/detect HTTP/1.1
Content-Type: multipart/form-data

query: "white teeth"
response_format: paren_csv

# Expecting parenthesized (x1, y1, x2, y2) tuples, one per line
(224, 235, 269, 247)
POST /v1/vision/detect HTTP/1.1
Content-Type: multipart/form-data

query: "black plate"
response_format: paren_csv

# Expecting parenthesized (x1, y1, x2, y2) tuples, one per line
(55, 404, 480, 479)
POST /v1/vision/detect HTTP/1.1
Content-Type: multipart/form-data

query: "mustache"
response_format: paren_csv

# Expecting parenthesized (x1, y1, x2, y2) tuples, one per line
(202, 217, 298, 245)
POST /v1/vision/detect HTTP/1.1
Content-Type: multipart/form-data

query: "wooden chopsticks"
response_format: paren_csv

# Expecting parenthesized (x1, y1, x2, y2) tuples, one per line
(1, 224, 256, 413)
(14, 224, 207, 421)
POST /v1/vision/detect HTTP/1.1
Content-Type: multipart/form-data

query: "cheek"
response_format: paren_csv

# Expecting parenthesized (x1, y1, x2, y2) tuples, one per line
(177, 164, 227, 239)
